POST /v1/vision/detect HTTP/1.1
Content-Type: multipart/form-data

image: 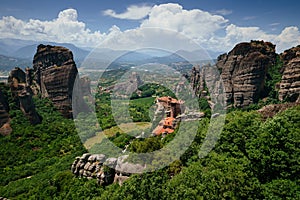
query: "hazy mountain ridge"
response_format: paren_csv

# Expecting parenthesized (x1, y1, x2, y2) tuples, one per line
(0, 54, 31, 71)
(0, 38, 89, 60)
(0, 38, 223, 70)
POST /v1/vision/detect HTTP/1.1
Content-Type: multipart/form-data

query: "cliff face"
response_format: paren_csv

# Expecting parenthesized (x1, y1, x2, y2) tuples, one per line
(8, 67, 42, 125)
(278, 45, 300, 103)
(216, 41, 277, 108)
(7, 67, 26, 104)
(191, 40, 277, 108)
(6, 44, 90, 122)
(32, 44, 78, 118)
(0, 89, 11, 136)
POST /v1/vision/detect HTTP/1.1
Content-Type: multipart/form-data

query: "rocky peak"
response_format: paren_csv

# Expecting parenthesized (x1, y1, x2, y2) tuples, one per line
(7, 44, 90, 120)
(33, 44, 75, 70)
(280, 45, 300, 65)
(32, 44, 79, 118)
(227, 40, 276, 57)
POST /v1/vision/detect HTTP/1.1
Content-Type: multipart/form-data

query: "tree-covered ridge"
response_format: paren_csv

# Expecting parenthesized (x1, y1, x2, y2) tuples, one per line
(1, 81, 299, 199)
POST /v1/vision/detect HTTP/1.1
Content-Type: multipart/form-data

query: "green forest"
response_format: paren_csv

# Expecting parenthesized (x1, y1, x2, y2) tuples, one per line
(0, 77, 299, 199)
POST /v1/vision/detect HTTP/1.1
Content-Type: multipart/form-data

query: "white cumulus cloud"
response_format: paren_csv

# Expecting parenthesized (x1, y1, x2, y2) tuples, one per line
(141, 3, 228, 41)
(274, 26, 300, 52)
(0, 8, 106, 47)
(0, 5, 299, 54)
(103, 5, 152, 20)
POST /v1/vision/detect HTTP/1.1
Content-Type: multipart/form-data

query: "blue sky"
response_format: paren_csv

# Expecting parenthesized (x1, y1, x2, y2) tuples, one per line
(0, 0, 299, 53)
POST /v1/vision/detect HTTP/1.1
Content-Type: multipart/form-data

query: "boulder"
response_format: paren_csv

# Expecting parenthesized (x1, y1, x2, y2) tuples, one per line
(80, 153, 91, 161)
(71, 153, 134, 186)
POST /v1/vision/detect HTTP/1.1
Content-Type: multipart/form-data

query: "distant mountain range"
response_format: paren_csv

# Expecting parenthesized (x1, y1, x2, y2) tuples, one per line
(0, 54, 31, 71)
(0, 38, 223, 71)
(0, 38, 89, 60)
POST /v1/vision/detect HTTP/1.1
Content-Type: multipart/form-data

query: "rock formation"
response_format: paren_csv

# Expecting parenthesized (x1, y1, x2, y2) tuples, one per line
(190, 64, 226, 109)
(71, 153, 115, 186)
(217, 40, 277, 107)
(191, 40, 277, 108)
(17, 85, 43, 125)
(71, 153, 145, 186)
(0, 89, 11, 136)
(278, 45, 300, 103)
(8, 67, 42, 125)
(32, 44, 79, 118)
(6, 44, 90, 121)
(258, 102, 298, 120)
(79, 76, 92, 96)
(105, 71, 144, 98)
(7, 67, 26, 104)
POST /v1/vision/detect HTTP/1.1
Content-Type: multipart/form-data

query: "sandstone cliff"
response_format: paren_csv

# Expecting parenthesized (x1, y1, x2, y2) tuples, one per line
(7, 44, 90, 121)
(217, 40, 277, 107)
(8, 67, 42, 125)
(191, 40, 277, 108)
(278, 45, 300, 103)
(32, 44, 79, 118)
(0, 89, 11, 135)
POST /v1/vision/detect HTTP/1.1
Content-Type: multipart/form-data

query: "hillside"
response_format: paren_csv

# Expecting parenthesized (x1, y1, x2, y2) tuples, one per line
(0, 41, 299, 199)
(0, 86, 299, 199)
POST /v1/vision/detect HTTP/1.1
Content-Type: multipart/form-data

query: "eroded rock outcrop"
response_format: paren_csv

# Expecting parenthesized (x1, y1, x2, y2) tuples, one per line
(8, 67, 42, 125)
(79, 76, 92, 96)
(32, 44, 78, 118)
(18, 85, 42, 125)
(278, 45, 300, 103)
(71, 153, 145, 186)
(7, 67, 26, 104)
(217, 40, 277, 107)
(71, 153, 115, 186)
(100, 72, 143, 98)
(258, 102, 298, 120)
(7, 44, 90, 121)
(191, 40, 277, 108)
(0, 89, 11, 136)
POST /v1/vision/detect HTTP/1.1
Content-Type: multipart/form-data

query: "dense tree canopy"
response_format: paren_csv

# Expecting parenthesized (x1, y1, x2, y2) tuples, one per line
(0, 81, 299, 199)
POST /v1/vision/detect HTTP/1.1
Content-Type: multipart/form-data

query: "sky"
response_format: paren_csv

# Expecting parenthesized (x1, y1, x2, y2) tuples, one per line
(0, 0, 300, 53)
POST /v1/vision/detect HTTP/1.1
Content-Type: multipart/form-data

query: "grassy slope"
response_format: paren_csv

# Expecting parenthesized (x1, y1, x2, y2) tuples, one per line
(84, 122, 151, 149)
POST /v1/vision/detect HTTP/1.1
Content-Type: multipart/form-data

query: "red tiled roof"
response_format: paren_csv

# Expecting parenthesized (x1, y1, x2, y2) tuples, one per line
(157, 96, 183, 104)
(164, 117, 175, 126)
